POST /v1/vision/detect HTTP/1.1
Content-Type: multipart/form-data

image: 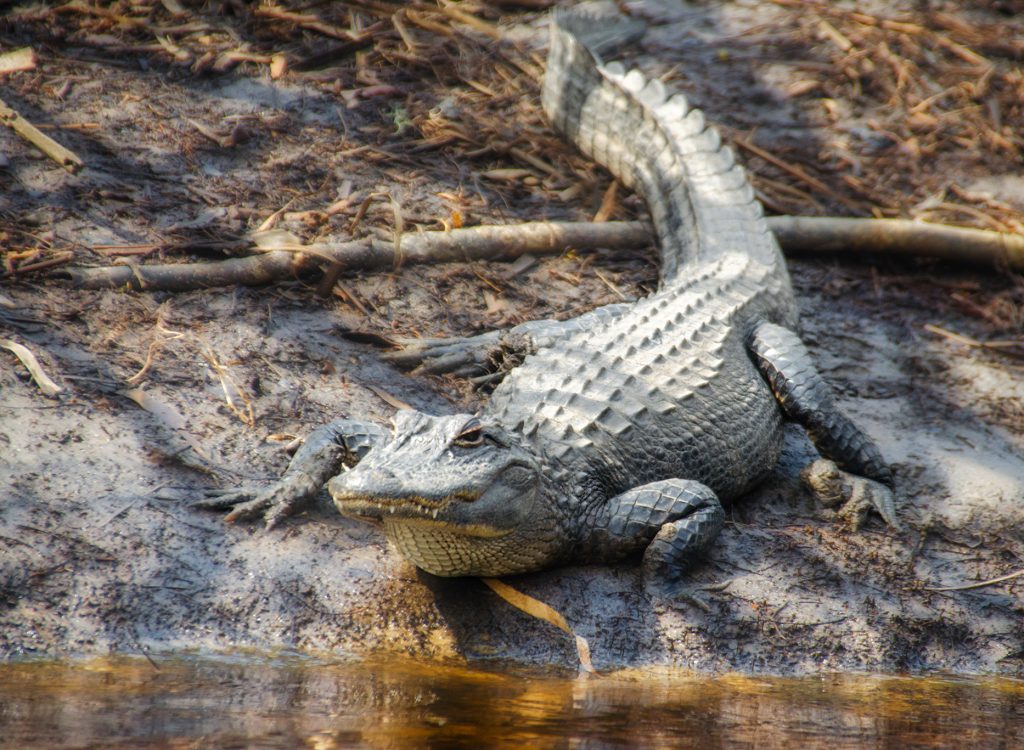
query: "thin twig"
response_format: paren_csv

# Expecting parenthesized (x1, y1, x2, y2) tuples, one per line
(925, 568, 1024, 592)
(732, 134, 863, 213)
(254, 4, 361, 41)
(483, 577, 595, 673)
(437, 3, 503, 40)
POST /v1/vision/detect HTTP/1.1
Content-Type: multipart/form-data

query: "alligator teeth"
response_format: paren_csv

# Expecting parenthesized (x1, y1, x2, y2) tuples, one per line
(431, 508, 439, 519)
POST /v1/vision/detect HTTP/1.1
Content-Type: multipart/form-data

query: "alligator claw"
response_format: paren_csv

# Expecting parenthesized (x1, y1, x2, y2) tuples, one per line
(802, 458, 901, 531)
(469, 371, 503, 387)
(418, 349, 487, 376)
(641, 572, 714, 610)
(191, 488, 257, 512)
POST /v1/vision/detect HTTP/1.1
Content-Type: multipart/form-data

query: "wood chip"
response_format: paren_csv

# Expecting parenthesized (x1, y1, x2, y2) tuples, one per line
(0, 96, 83, 172)
(592, 180, 619, 223)
(480, 167, 533, 182)
(270, 53, 287, 80)
(0, 47, 36, 75)
(160, 0, 187, 17)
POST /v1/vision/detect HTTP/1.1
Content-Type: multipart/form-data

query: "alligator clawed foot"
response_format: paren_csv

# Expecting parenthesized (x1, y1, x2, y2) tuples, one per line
(192, 486, 289, 530)
(802, 459, 901, 531)
(645, 576, 713, 611)
(379, 331, 504, 377)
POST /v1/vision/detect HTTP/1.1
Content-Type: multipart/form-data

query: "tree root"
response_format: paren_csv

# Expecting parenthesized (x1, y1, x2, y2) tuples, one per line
(769, 216, 1024, 270)
(60, 217, 1024, 292)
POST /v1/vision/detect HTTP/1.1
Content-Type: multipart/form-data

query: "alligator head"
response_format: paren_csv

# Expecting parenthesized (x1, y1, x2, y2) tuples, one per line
(327, 409, 554, 577)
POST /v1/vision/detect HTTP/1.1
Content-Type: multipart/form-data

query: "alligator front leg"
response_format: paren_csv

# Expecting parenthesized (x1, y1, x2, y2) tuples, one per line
(747, 320, 900, 530)
(193, 419, 386, 530)
(587, 478, 725, 595)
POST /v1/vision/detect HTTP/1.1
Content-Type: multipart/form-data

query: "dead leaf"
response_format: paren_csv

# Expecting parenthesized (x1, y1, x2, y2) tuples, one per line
(1, 338, 62, 396)
(482, 578, 595, 673)
(367, 384, 412, 410)
(124, 388, 187, 430)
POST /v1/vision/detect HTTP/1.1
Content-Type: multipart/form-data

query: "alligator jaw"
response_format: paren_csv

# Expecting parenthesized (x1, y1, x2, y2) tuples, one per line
(330, 489, 479, 522)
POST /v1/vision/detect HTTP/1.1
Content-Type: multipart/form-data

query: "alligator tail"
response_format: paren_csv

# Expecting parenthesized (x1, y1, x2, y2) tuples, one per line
(543, 7, 783, 285)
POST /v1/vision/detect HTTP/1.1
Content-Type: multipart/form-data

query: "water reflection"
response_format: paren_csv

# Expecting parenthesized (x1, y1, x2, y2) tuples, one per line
(1, 656, 1021, 748)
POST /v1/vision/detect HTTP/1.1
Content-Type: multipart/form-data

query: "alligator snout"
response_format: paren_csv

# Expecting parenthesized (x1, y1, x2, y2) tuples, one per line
(328, 464, 402, 501)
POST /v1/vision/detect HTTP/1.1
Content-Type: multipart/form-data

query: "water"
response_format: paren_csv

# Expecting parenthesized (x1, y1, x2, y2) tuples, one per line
(1, 656, 1021, 748)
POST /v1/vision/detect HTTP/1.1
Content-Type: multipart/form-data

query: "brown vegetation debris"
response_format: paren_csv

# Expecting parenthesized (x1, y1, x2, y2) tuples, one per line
(754, 1, 1024, 228)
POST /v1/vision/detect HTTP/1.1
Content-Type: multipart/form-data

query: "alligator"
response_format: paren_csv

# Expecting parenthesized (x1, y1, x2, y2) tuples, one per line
(199, 6, 898, 591)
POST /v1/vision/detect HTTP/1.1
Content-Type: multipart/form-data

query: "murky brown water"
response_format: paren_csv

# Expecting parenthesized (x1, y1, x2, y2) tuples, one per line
(1, 656, 1021, 749)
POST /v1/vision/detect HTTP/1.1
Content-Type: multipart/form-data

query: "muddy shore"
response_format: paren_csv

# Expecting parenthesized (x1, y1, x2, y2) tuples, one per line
(2, 1, 1023, 673)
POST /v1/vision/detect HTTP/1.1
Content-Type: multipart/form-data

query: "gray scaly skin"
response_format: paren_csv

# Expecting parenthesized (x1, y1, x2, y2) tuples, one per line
(199, 7, 899, 589)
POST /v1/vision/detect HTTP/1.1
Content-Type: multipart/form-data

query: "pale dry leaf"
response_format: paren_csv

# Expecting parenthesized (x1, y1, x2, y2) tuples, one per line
(124, 388, 187, 430)
(1, 338, 62, 396)
(368, 384, 412, 411)
(482, 578, 595, 673)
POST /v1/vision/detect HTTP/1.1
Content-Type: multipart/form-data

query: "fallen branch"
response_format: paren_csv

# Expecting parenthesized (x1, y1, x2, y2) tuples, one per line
(0, 96, 84, 172)
(62, 221, 651, 291)
(60, 217, 1024, 292)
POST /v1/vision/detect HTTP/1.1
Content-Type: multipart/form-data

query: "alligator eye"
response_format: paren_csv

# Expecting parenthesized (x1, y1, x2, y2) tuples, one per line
(453, 421, 485, 448)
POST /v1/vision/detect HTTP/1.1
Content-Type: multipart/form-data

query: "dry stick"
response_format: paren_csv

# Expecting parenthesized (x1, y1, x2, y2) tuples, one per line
(61, 217, 1024, 292)
(253, 5, 359, 41)
(0, 97, 84, 172)
(732, 135, 864, 214)
(925, 568, 1024, 592)
(11, 250, 76, 274)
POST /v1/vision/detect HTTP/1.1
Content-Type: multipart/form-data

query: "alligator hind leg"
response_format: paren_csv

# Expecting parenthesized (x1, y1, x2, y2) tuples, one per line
(747, 320, 900, 530)
(193, 419, 386, 530)
(587, 478, 725, 596)
(381, 303, 633, 380)
(380, 328, 522, 381)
